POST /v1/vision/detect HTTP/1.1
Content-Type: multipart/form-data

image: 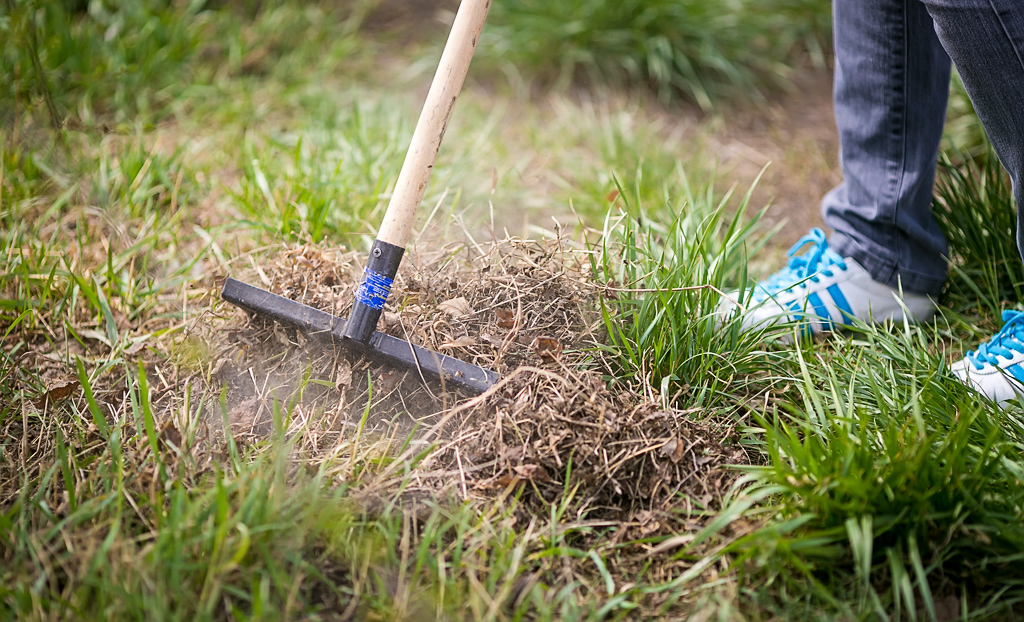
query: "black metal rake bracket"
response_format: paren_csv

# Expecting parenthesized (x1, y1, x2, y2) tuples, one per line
(221, 278, 499, 395)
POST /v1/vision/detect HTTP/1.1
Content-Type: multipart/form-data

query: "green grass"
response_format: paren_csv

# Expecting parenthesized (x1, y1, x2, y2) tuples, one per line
(589, 150, 1024, 616)
(934, 145, 1024, 316)
(229, 102, 409, 247)
(2, 0, 210, 127)
(3, 404, 356, 618)
(718, 325, 1024, 618)
(943, 71, 990, 161)
(5, 0, 1024, 619)
(4, 364, 487, 619)
(561, 103, 717, 224)
(483, 0, 831, 110)
(1, 0, 372, 129)
(590, 165, 776, 406)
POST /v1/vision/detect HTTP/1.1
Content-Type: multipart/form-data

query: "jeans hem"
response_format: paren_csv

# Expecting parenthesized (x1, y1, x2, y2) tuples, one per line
(829, 231, 946, 297)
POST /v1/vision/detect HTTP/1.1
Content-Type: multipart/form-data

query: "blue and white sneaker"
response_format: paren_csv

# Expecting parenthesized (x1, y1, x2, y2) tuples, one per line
(720, 229, 937, 339)
(951, 311, 1024, 405)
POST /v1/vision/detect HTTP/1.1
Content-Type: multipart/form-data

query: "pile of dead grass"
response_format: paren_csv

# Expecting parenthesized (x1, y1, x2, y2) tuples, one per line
(456, 366, 746, 521)
(213, 235, 751, 531)
(209, 234, 597, 434)
(242, 235, 597, 373)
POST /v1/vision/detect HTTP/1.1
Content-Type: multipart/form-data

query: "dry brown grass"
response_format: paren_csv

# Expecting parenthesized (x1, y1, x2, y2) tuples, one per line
(199, 233, 752, 540)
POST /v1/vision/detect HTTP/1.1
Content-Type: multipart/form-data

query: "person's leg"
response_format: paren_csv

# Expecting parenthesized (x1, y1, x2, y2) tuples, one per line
(921, 0, 1024, 405)
(720, 0, 953, 338)
(823, 0, 952, 297)
(922, 0, 1024, 259)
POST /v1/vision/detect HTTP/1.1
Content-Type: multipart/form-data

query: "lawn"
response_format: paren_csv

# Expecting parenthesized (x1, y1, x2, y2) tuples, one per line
(3, 0, 1024, 620)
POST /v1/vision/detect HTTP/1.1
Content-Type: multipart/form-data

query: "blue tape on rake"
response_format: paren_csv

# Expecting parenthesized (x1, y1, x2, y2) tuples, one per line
(354, 269, 393, 310)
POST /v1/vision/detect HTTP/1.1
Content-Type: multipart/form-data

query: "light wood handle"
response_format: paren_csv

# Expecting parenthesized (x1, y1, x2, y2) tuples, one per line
(375, 0, 491, 248)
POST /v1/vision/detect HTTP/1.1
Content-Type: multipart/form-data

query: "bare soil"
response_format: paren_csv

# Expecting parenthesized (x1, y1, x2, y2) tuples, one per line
(711, 69, 841, 247)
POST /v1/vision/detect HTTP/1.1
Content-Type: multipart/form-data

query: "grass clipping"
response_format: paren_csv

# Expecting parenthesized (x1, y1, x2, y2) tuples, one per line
(216, 234, 747, 525)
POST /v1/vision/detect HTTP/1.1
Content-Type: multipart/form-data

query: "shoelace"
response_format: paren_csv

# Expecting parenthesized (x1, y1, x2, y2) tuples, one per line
(755, 228, 848, 300)
(965, 310, 1024, 371)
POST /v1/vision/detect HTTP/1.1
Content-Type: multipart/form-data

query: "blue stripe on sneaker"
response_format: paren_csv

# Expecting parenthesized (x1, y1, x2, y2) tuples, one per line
(1006, 363, 1024, 385)
(787, 300, 803, 322)
(807, 292, 833, 331)
(788, 300, 812, 339)
(826, 284, 854, 325)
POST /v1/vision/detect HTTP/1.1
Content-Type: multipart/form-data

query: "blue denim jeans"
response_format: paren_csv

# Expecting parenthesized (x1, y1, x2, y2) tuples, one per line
(823, 0, 1024, 297)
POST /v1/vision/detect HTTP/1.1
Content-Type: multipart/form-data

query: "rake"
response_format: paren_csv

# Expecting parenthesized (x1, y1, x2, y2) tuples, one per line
(222, 0, 498, 394)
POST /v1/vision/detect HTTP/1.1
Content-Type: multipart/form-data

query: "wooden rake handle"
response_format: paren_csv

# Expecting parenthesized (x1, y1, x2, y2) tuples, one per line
(377, 0, 491, 248)
(344, 0, 490, 344)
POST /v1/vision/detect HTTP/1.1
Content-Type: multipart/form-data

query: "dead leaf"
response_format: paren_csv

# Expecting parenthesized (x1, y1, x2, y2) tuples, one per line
(606, 188, 620, 203)
(125, 338, 149, 356)
(495, 308, 515, 329)
(512, 464, 551, 483)
(659, 438, 687, 463)
(479, 333, 504, 347)
(79, 329, 111, 345)
(516, 331, 536, 346)
(335, 360, 353, 391)
(485, 474, 517, 489)
(439, 335, 476, 350)
(211, 357, 229, 378)
(502, 445, 525, 462)
(646, 534, 695, 557)
(35, 378, 80, 408)
(636, 510, 663, 537)
(438, 297, 473, 319)
(531, 336, 562, 362)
